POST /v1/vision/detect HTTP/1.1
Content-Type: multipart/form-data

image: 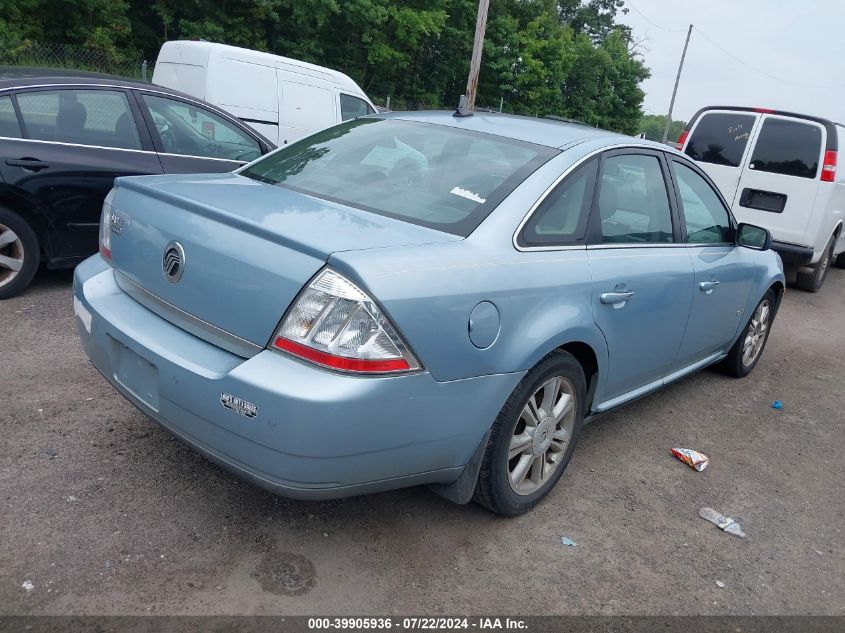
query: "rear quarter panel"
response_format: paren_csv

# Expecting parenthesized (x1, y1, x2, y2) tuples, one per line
(329, 146, 610, 385)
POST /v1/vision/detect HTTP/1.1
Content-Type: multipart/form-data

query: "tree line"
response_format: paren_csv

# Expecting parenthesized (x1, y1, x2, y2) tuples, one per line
(0, 0, 651, 134)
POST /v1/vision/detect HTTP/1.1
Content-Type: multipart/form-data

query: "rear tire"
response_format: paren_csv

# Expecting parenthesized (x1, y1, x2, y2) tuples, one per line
(795, 236, 834, 292)
(720, 289, 776, 378)
(834, 250, 845, 269)
(0, 207, 40, 300)
(473, 350, 586, 516)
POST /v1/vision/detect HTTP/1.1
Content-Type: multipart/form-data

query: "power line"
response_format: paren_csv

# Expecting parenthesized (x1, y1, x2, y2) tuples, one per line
(694, 28, 843, 90)
(625, 1, 686, 33)
(625, 0, 843, 90)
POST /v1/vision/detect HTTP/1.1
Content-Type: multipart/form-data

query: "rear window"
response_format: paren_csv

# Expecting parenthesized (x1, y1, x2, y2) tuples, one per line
(685, 112, 756, 167)
(240, 118, 555, 236)
(749, 118, 822, 179)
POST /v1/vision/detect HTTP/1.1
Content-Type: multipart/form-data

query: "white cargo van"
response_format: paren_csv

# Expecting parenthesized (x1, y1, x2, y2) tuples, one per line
(152, 41, 377, 147)
(679, 106, 845, 291)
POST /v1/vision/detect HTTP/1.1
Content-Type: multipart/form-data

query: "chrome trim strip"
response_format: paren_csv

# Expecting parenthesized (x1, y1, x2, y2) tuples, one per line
(594, 351, 726, 412)
(114, 271, 263, 358)
(0, 135, 248, 164)
(513, 142, 667, 253)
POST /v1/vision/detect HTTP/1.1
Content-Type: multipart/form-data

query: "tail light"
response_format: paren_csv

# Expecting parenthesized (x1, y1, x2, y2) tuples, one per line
(99, 188, 117, 262)
(821, 150, 837, 182)
(271, 269, 421, 374)
(676, 130, 689, 149)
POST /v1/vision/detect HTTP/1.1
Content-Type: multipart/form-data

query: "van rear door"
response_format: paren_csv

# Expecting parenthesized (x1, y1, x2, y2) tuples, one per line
(732, 114, 825, 245)
(683, 110, 759, 203)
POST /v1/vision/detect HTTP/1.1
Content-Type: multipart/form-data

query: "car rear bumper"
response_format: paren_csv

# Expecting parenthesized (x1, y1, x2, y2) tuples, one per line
(73, 255, 522, 500)
(771, 240, 814, 265)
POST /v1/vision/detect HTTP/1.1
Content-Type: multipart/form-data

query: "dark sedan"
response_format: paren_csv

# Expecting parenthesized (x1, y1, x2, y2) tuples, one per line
(0, 68, 274, 298)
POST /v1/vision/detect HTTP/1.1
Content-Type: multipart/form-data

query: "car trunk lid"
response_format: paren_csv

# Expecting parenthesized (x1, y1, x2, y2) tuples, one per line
(108, 172, 459, 349)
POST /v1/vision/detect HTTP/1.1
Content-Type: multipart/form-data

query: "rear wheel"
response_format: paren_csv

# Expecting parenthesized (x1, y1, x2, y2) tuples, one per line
(834, 250, 845, 269)
(0, 207, 40, 300)
(795, 236, 834, 292)
(720, 289, 776, 378)
(473, 350, 586, 516)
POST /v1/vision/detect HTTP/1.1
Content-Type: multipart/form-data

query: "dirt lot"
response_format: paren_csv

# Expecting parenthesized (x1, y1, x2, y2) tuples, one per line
(1, 267, 843, 616)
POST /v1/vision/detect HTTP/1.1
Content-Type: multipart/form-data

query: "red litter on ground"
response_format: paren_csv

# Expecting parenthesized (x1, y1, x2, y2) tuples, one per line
(671, 447, 710, 472)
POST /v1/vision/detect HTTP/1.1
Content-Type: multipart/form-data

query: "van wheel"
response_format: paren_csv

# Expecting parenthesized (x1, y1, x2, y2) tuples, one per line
(0, 207, 40, 300)
(795, 236, 834, 292)
(834, 251, 845, 269)
(473, 350, 586, 516)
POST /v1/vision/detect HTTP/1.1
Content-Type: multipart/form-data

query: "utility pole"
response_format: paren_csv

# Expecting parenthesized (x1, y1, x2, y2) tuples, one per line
(662, 24, 693, 144)
(464, 0, 491, 111)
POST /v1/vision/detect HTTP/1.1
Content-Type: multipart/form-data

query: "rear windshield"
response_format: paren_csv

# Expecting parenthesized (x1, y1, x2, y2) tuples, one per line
(685, 112, 756, 167)
(749, 118, 822, 179)
(240, 118, 556, 236)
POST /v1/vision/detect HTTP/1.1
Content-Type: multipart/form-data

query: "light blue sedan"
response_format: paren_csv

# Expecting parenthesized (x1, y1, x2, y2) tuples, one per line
(73, 112, 784, 515)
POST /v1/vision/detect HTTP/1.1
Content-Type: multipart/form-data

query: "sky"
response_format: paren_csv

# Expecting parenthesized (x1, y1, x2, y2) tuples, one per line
(618, 0, 845, 124)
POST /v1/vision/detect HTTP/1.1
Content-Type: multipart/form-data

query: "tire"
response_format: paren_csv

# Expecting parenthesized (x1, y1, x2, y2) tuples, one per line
(795, 236, 834, 292)
(720, 289, 776, 378)
(473, 350, 586, 516)
(0, 206, 40, 300)
(834, 250, 845, 270)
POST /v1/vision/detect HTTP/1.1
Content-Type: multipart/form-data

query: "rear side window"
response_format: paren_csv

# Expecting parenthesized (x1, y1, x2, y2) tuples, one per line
(17, 89, 141, 149)
(0, 96, 21, 138)
(597, 154, 674, 244)
(685, 112, 756, 167)
(749, 118, 822, 179)
(520, 159, 597, 247)
(340, 94, 375, 121)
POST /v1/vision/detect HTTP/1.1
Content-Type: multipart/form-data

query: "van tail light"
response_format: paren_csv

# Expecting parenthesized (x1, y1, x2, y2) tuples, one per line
(271, 269, 421, 374)
(99, 188, 117, 262)
(675, 130, 689, 150)
(821, 150, 837, 182)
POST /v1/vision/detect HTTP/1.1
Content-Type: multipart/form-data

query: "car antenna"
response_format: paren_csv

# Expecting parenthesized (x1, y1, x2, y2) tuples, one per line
(454, 95, 473, 118)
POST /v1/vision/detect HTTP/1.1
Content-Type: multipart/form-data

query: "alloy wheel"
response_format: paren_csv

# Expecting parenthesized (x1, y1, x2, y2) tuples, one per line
(742, 299, 771, 367)
(0, 222, 24, 289)
(508, 376, 577, 495)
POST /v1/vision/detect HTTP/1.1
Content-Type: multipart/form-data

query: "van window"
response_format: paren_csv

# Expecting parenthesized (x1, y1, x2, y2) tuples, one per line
(0, 96, 21, 138)
(340, 94, 374, 121)
(749, 118, 821, 179)
(17, 89, 141, 149)
(685, 112, 756, 167)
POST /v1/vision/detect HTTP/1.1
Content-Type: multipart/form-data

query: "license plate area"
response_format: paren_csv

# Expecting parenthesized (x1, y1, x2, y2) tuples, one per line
(110, 337, 160, 411)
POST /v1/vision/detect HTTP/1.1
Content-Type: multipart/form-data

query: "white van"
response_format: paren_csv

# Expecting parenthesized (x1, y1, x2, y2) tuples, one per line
(679, 106, 845, 291)
(152, 41, 377, 147)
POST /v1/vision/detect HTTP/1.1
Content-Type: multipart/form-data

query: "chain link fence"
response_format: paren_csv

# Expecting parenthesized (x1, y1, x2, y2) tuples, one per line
(0, 42, 150, 80)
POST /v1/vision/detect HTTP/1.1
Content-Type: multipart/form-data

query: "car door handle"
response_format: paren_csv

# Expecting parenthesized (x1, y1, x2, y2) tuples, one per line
(600, 290, 635, 305)
(699, 280, 721, 292)
(6, 158, 49, 171)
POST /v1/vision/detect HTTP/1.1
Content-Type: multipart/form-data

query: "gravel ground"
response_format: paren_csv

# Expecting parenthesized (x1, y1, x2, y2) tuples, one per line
(1, 266, 843, 615)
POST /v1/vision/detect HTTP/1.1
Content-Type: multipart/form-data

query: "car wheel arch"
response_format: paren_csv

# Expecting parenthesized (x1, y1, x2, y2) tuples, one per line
(0, 194, 51, 262)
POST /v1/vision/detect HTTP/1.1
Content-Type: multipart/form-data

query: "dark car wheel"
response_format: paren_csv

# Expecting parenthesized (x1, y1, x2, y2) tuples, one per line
(834, 250, 845, 269)
(473, 350, 586, 516)
(795, 236, 834, 292)
(0, 207, 40, 300)
(720, 289, 776, 378)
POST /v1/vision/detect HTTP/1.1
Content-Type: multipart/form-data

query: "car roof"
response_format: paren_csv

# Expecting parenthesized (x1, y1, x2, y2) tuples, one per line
(0, 66, 186, 97)
(383, 110, 641, 150)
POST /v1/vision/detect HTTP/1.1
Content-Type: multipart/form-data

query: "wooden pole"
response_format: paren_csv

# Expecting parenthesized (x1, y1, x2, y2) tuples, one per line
(464, 0, 491, 111)
(662, 24, 693, 143)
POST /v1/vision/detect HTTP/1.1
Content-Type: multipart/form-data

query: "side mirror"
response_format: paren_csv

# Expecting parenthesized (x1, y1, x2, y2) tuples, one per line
(736, 223, 772, 250)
